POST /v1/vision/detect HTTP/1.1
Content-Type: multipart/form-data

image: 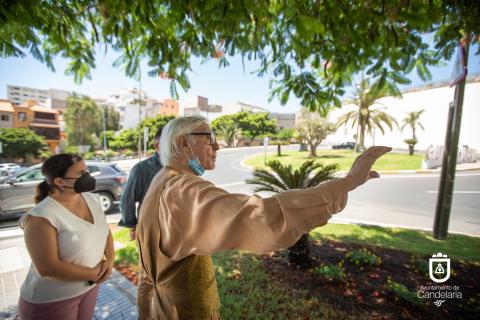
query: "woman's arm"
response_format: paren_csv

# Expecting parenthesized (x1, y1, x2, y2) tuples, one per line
(23, 215, 101, 282)
(96, 229, 115, 284)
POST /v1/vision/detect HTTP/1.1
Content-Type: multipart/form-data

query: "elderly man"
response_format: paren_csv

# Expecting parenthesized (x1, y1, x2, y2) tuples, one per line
(136, 116, 391, 319)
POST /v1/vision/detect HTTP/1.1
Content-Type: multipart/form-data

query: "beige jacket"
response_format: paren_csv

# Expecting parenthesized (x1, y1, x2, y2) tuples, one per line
(136, 167, 351, 319)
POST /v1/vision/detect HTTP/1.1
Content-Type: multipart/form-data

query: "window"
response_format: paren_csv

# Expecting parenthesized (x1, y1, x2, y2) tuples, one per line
(16, 169, 44, 182)
(87, 165, 100, 173)
(34, 112, 55, 120)
(0, 115, 9, 121)
(18, 112, 27, 121)
(30, 127, 60, 139)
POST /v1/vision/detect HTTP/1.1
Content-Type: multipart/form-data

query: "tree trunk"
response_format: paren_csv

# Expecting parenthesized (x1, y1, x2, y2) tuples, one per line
(358, 123, 366, 152)
(277, 143, 281, 156)
(287, 234, 311, 269)
(309, 143, 317, 157)
(409, 144, 415, 155)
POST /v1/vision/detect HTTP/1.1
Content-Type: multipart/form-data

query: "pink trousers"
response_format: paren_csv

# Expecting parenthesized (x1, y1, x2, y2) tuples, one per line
(17, 285, 99, 320)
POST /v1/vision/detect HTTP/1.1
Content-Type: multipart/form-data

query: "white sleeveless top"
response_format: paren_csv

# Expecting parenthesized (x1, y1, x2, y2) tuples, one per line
(19, 193, 109, 303)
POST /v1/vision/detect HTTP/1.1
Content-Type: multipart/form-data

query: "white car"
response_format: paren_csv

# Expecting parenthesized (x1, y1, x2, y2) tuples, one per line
(0, 163, 23, 176)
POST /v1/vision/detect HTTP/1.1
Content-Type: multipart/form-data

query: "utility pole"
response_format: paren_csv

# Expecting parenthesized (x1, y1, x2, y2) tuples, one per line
(433, 40, 469, 240)
(101, 105, 107, 161)
(137, 69, 142, 161)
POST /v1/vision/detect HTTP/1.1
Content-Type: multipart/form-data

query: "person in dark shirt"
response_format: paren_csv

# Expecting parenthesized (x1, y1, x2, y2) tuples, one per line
(119, 127, 163, 240)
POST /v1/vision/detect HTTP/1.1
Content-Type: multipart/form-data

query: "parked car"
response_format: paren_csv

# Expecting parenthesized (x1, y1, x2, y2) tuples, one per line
(332, 142, 356, 150)
(0, 161, 127, 221)
(0, 163, 23, 176)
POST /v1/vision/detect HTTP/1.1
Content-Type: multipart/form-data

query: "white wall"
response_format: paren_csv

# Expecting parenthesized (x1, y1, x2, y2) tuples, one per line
(326, 81, 480, 150)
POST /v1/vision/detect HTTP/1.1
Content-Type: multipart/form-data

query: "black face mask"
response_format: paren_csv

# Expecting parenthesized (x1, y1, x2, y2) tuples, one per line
(63, 172, 96, 193)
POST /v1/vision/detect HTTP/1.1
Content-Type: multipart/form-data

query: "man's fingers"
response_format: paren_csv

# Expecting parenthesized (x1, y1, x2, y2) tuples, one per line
(369, 146, 392, 158)
(362, 146, 392, 164)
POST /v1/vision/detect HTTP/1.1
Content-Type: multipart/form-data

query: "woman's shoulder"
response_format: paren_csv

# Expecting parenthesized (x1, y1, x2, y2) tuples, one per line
(20, 197, 58, 229)
(28, 196, 57, 215)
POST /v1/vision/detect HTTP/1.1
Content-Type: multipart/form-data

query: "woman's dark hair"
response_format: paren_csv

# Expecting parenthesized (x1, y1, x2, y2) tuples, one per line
(34, 154, 83, 204)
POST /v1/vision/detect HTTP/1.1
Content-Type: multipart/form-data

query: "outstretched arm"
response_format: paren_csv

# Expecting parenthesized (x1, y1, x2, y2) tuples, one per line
(160, 146, 391, 260)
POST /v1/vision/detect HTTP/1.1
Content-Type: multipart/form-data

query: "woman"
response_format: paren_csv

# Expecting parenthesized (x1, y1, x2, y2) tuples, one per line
(136, 116, 391, 319)
(17, 154, 114, 320)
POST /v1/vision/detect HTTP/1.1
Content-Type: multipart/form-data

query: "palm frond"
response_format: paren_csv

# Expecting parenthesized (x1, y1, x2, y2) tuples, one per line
(246, 159, 339, 193)
(306, 164, 339, 187)
(246, 167, 289, 192)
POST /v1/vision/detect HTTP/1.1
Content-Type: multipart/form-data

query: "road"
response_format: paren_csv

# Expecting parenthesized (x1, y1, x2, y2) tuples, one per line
(1, 145, 479, 236)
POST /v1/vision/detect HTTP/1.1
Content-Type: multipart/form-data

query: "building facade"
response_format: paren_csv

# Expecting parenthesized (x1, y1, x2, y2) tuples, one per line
(3, 100, 61, 153)
(7, 85, 70, 113)
(0, 100, 14, 129)
(325, 76, 480, 151)
(101, 88, 179, 129)
(220, 101, 296, 129)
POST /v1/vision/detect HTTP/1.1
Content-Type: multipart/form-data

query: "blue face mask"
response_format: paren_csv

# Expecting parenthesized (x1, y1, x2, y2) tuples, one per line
(185, 140, 206, 176)
(188, 157, 205, 176)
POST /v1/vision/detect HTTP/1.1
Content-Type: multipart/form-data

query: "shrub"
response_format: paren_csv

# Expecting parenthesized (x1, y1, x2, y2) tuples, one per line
(123, 149, 134, 157)
(64, 145, 80, 154)
(386, 277, 421, 306)
(83, 152, 95, 160)
(410, 254, 428, 276)
(105, 149, 115, 158)
(346, 248, 381, 267)
(313, 263, 345, 281)
(115, 246, 139, 266)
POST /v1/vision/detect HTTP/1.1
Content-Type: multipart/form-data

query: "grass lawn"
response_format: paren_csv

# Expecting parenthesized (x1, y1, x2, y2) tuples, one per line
(243, 149, 423, 172)
(309, 223, 480, 264)
(112, 224, 479, 319)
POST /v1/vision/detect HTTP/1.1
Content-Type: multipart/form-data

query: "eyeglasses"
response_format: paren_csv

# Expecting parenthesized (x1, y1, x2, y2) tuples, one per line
(189, 132, 217, 145)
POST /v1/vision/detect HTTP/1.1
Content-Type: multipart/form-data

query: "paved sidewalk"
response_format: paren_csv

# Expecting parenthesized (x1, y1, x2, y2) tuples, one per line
(0, 240, 138, 320)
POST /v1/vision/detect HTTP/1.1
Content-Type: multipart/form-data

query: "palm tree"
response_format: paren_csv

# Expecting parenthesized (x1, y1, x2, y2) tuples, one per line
(246, 160, 338, 268)
(336, 76, 399, 152)
(216, 121, 241, 147)
(401, 109, 425, 155)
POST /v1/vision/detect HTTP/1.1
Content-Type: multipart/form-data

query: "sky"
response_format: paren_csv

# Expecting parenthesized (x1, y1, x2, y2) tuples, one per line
(0, 44, 479, 114)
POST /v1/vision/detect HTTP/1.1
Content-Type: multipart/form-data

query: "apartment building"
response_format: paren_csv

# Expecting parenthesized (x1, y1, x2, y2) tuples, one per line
(7, 85, 70, 113)
(0, 100, 14, 129)
(11, 100, 61, 153)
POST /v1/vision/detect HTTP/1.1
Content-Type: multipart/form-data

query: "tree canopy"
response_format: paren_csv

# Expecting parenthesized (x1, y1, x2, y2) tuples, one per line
(336, 76, 399, 151)
(1, 1, 478, 113)
(211, 114, 240, 147)
(0, 128, 47, 159)
(296, 108, 336, 157)
(64, 93, 103, 146)
(235, 111, 277, 143)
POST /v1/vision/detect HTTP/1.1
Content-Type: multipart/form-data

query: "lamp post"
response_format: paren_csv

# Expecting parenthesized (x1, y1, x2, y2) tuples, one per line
(137, 70, 142, 160)
(101, 105, 107, 161)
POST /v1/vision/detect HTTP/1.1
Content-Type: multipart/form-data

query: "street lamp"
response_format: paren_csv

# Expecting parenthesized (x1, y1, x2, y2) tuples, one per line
(101, 105, 107, 161)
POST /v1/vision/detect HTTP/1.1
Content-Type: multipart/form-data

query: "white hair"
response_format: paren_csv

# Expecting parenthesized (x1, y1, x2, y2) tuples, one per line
(160, 116, 208, 166)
